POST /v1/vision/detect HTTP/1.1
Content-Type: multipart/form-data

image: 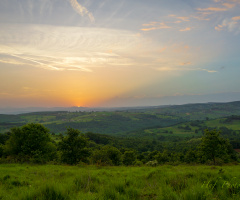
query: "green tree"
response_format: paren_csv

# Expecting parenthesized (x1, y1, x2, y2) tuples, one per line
(122, 150, 136, 166)
(4, 123, 56, 163)
(0, 144, 3, 157)
(184, 149, 197, 163)
(155, 150, 170, 164)
(0, 132, 11, 145)
(91, 145, 122, 166)
(58, 128, 89, 165)
(198, 129, 235, 165)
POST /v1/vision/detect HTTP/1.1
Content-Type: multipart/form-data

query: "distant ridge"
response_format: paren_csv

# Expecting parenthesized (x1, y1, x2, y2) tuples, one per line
(0, 100, 239, 115)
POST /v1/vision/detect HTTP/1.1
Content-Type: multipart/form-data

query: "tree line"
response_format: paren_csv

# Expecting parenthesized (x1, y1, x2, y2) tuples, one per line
(0, 123, 238, 165)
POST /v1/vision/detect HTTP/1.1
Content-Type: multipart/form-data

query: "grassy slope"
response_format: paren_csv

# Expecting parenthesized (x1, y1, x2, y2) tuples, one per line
(0, 111, 184, 134)
(143, 117, 240, 137)
(1, 164, 240, 200)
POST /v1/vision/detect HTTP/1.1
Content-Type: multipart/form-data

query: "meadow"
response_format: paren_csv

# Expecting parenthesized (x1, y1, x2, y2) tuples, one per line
(1, 164, 240, 200)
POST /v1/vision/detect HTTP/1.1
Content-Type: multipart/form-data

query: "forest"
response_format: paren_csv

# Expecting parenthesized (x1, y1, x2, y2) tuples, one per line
(0, 123, 238, 167)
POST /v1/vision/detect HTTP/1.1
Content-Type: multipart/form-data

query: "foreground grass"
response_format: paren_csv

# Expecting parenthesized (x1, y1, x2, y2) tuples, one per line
(0, 164, 240, 200)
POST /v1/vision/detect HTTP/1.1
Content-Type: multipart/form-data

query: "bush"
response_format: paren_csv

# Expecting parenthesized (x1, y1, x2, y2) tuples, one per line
(4, 123, 56, 163)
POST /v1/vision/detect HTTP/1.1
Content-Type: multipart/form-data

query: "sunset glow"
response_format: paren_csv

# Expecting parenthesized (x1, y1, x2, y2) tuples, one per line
(0, 0, 240, 109)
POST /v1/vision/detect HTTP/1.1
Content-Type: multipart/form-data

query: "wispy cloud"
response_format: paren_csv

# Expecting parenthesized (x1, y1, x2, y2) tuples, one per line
(215, 18, 240, 33)
(10, 54, 62, 71)
(197, 0, 237, 13)
(180, 62, 192, 66)
(179, 27, 191, 32)
(215, 24, 224, 31)
(156, 66, 217, 73)
(192, 14, 210, 21)
(232, 16, 240, 21)
(222, 3, 235, 8)
(176, 16, 190, 21)
(141, 22, 171, 31)
(141, 16, 192, 32)
(0, 58, 26, 66)
(197, 7, 229, 11)
(141, 0, 239, 33)
(0, 24, 147, 72)
(169, 15, 191, 22)
(68, 0, 95, 22)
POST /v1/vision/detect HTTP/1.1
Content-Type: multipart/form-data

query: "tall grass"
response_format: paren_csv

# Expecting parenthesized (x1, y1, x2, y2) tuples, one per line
(0, 164, 240, 199)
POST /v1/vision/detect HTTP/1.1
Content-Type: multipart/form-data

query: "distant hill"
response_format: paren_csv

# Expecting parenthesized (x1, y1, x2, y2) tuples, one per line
(0, 101, 240, 135)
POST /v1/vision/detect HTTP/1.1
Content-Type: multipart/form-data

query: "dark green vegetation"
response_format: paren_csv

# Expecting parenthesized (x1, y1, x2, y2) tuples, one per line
(3, 123, 56, 163)
(0, 123, 238, 165)
(1, 164, 240, 199)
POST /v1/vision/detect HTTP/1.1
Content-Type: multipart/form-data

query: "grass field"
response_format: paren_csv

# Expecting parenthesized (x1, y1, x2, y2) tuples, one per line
(1, 164, 240, 199)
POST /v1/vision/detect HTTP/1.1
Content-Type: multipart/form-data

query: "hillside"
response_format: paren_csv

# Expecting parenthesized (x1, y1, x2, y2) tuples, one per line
(0, 101, 240, 135)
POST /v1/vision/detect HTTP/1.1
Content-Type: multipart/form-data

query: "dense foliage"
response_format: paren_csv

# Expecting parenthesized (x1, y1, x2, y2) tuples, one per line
(0, 123, 238, 165)
(3, 123, 56, 163)
(58, 128, 89, 165)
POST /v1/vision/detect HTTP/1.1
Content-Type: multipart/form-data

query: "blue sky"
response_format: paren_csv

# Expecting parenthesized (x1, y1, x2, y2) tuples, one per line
(0, 0, 240, 108)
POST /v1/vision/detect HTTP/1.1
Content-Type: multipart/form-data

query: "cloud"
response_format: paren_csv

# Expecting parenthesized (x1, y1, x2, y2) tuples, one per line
(141, 22, 171, 31)
(215, 18, 240, 33)
(142, 22, 158, 26)
(180, 62, 191, 66)
(0, 58, 27, 66)
(159, 47, 167, 53)
(215, 24, 224, 31)
(197, 0, 237, 13)
(222, 3, 235, 8)
(156, 66, 217, 73)
(179, 27, 191, 32)
(141, 15, 192, 32)
(200, 69, 217, 73)
(0, 24, 148, 71)
(192, 15, 210, 21)
(169, 15, 191, 22)
(10, 54, 62, 71)
(176, 16, 190, 21)
(232, 16, 240, 21)
(197, 7, 229, 11)
(68, 0, 95, 22)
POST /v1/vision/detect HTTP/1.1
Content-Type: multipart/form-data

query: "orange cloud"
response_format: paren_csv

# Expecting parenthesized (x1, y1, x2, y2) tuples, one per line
(159, 47, 167, 53)
(142, 22, 158, 26)
(232, 16, 240, 21)
(176, 16, 190, 21)
(174, 20, 182, 23)
(197, 7, 228, 11)
(222, 3, 235, 8)
(215, 24, 223, 31)
(141, 27, 159, 31)
(192, 15, 210, 21)
(179, 27, 191, 32)
(141, 22, 171, 31)
(180, 62, 191, 66)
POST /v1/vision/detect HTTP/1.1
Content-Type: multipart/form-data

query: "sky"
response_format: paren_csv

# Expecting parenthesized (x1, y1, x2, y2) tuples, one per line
(0, 0, 240, 109)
